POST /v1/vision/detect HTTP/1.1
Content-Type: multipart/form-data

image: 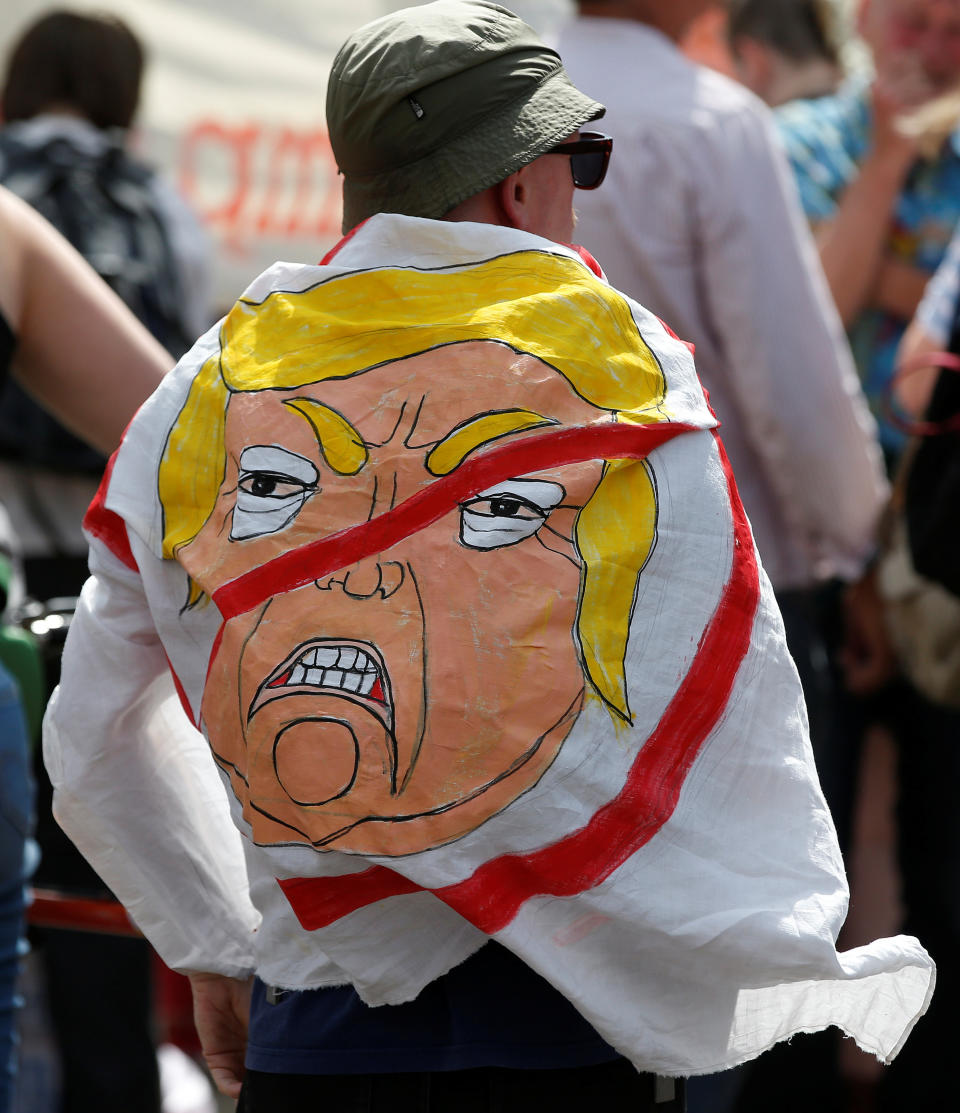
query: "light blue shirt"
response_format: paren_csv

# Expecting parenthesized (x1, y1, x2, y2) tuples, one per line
(777, 79, 960, 452)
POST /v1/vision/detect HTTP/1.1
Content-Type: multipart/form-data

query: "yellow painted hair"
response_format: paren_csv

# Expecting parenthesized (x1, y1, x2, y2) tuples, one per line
(158, 250, 667, 721)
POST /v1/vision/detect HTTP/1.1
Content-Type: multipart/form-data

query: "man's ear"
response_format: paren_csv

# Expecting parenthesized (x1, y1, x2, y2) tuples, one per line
(496, 166, 533, 231)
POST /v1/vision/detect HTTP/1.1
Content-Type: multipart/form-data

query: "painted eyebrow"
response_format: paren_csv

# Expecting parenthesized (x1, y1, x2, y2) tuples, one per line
(425, 409, 557, 476)
(283, 398, 368, 476)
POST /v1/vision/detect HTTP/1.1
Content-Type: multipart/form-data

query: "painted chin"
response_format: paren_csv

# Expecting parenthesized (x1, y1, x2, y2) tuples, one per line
(246, 690, 398, 815)
(236, 675, 585, 853)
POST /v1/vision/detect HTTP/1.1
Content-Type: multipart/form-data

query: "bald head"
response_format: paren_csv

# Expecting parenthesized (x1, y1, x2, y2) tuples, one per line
(859, 0, 960, 95)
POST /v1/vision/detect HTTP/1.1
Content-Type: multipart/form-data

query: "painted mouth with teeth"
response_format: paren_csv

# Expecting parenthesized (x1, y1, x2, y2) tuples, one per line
(250, 640, 391, 722)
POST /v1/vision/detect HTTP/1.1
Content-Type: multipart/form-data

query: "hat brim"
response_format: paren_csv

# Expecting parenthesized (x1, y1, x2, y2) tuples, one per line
(341, 68, 604, 233)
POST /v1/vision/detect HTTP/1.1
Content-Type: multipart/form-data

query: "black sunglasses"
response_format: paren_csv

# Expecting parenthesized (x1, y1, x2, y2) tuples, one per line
(546, 131, 613, 190)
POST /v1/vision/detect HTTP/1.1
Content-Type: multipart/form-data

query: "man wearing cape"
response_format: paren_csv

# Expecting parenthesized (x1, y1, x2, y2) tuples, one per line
(44, 4, 933, 1111)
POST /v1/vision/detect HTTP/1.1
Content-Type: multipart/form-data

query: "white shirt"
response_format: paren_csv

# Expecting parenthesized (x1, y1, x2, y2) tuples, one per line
(559, 18, 887, 590)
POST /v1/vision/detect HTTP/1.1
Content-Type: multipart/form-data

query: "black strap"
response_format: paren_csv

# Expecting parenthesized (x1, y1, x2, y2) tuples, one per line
(904, 293, 960, 596)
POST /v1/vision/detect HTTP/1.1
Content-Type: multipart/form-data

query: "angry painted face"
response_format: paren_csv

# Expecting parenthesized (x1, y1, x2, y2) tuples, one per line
(179, 340, 608, 856)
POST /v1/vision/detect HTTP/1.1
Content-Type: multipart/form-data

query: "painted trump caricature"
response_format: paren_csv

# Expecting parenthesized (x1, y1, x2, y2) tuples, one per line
(48, 222, 935, 1077)
(157, 252, 676, 857)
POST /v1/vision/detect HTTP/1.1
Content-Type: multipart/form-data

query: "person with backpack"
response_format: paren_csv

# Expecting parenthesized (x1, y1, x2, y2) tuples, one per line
(0, 10, 211, 1113)
(0, 7, 210, 603)
(44, 8, 934, 1113)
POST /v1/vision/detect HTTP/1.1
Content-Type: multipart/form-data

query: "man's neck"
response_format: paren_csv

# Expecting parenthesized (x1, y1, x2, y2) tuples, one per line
(443, 190, 505, 228)
(577, 2, 705, 44)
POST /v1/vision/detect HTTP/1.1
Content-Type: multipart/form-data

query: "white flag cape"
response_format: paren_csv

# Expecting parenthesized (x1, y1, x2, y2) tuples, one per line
(44, 215, 933, 1076)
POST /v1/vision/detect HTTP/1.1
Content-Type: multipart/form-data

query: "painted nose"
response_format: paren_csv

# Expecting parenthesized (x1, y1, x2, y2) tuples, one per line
(316, 557, 404, 599)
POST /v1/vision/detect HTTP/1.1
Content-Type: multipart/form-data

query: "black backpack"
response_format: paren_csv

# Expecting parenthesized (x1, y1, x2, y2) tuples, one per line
(0, 131, 194, 473)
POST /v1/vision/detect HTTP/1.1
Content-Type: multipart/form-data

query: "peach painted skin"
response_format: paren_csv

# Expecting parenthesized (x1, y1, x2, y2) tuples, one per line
(180, 341, 607, 857)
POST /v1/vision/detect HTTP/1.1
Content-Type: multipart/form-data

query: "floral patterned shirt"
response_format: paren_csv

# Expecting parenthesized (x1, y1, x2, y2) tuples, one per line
(777, 79, 960, 453)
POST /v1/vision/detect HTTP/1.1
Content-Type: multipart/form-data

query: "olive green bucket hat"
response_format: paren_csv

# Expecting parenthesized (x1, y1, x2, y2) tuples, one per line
(327, 0, 604, 233)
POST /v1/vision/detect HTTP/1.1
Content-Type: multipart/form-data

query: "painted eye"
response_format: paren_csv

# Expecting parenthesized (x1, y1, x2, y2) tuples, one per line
(239, 473, 308, 500)
(231, 445, 319, 541)
(460, 479, 565, 550)
(482, 495, 539, 519)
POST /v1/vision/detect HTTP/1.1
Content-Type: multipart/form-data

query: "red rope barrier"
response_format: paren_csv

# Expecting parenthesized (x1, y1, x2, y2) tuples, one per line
(27, 888, 142, 937)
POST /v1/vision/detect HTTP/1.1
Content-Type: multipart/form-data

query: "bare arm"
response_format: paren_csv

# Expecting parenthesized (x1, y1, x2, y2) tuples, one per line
(839, 566, 899, 695)
(895, 316, 944, 416)
(872, 256, 934, 322)
(0, 185, 172, 455)
(891, 223, 960, 416)
(815, 122, 916, 327)
(813, 62, 946, 328)
(189, 972, 253, 1100)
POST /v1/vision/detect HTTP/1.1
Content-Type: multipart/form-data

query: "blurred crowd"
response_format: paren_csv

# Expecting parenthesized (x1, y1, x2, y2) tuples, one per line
(0, 2, 957, 1112)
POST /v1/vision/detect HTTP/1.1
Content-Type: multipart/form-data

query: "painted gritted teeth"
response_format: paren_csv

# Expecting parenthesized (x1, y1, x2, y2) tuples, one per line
(250, 641, 391, 721)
